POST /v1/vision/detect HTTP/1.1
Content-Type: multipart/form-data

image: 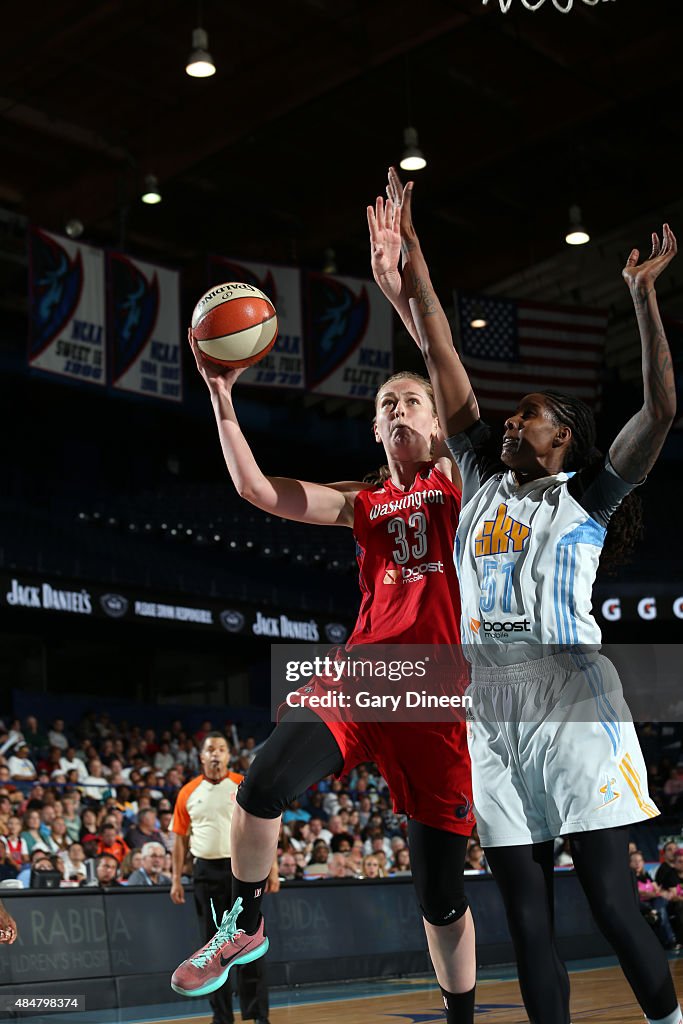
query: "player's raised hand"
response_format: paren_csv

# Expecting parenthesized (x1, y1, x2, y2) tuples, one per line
(189, 329, 247, 397)
(367, 196, 402, 301)
(387, 167, 419, 254)
(622, 223, 677, 290)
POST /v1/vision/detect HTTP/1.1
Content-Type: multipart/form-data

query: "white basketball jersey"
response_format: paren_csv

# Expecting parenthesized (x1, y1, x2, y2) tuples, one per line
(455, 470, 606, 665)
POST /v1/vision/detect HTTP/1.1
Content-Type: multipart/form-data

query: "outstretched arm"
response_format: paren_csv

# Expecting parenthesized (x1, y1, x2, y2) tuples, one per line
(367, 195, 418, 340)
(190, 334, 362, 527)
(386, 168, 479, 437)
(609, 225, 677, 481)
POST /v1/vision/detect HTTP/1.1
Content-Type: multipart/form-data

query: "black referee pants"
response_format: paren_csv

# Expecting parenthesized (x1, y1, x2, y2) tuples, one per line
(193, 856, 269, 1024)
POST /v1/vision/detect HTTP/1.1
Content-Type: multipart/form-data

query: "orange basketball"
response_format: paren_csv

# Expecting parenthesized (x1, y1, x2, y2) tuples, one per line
(191, 282, 278, 367)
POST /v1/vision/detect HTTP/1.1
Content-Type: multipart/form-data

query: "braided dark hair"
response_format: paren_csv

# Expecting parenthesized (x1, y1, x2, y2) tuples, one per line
(541, 390, 643, 573)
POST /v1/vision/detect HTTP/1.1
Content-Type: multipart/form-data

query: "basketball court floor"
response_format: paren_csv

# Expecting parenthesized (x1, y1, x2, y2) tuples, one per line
(14, 955, 683, 1024)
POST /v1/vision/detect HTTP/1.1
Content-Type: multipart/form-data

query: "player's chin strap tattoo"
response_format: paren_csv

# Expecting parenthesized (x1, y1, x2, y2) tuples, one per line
(609, 225, 677, 484)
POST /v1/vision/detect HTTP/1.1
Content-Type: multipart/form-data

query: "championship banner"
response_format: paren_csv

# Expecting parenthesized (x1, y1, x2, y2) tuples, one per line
(303, 271, 393, 399)
(209, 256, 304, 389)
(28, 227, 106, 385)
(108, 252, 182, 402)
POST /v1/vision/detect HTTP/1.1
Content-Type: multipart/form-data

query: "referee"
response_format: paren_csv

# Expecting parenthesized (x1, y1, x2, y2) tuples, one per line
(171, 731, 277, 1024)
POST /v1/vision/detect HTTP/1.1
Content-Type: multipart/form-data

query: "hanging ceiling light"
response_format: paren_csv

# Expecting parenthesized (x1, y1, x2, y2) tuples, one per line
(141, 174, 162, 205)
(186, 26, 216, 78)
(469, 302, 488, 329)
(565, 204, 590, 246)
(399, 126, 427, 172)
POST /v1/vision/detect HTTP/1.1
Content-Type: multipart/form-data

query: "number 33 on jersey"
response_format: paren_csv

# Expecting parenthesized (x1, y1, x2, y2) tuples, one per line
(347, 465, 462, 648)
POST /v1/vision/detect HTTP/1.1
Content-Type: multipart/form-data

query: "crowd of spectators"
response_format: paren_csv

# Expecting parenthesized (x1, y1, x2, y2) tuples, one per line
(0, 712, 680, 892)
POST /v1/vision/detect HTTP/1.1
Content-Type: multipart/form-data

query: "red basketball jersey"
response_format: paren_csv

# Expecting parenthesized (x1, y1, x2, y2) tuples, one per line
(347, 464, 462, 647)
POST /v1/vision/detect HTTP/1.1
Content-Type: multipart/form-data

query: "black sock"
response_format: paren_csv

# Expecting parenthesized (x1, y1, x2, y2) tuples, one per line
(231, 874, 268, 934)
(440, 985, 475, 1024)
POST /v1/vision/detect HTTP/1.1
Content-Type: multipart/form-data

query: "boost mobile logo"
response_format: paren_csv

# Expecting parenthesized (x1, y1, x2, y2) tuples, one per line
(471, 616, 531, 637)
(383, 562, 444, 584)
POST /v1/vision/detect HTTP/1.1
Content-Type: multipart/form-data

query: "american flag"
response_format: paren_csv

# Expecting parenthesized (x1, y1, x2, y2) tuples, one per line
(455, 293, 607, 416)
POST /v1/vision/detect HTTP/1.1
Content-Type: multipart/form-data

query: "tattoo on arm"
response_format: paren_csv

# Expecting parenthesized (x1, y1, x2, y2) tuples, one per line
(609, 285, 675, 481)
(408, 270, 438, 317)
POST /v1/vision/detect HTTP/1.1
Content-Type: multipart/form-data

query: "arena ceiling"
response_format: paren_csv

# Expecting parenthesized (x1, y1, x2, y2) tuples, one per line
(2, 0, 683, 382)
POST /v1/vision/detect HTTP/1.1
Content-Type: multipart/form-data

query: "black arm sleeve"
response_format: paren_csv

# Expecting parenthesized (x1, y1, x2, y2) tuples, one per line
(567, 456, 643, 529)
(446, 420, 503, 507)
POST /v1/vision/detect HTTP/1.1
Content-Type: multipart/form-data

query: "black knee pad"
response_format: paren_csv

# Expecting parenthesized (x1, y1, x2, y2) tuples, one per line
(419, 894, 469, 927)
(236, 770, 288, 820)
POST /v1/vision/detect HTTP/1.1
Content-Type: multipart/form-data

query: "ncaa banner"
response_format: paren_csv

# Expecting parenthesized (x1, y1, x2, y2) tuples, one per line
(28, 227, 106, 385)
(209, 256, 304, 389)
(303, 272, 393, 400)
(108, 252, 182, 402)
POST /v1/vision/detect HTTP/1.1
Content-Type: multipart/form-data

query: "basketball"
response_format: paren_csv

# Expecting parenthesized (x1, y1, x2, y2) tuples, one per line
(191, 281, 278, 367)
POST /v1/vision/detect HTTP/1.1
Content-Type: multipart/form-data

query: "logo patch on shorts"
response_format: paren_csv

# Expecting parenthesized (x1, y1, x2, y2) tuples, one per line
(593, 776, 620, 811)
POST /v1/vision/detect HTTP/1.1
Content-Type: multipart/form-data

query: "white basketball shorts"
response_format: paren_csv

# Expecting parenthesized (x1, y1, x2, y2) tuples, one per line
(466, 650, 659, 847)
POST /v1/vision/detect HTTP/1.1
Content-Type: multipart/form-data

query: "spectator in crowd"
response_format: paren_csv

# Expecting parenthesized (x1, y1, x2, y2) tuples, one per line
(304, 841, 331, 878)
(361, 855, 384, 879)
(60, 747, 87, 783)
(80, 808, 99, 841)
(50, 817, 71, 854)
(82, 759, 114, 801)
(193, 720, 213, 747)
(305, 792, 328, 821)
(21, 809, 49, 854)
(48, 719, 69, 751)
(61, 795, 81, 842)
(346, 841, 364, 877)
(278, 853, 298, 880)
(8, 744, 36, 782)
(654, 847, 683, 942)
(97, 823, 129, 864)
(1, 720, 25, 758)
(630, 851, 680, 951)
(391, 848, 411, 875)
(308, 816, 331, 845)
(282, 799, 310, 825)
(89, 853, 121, 889)
(17, 848, 56, 888)
(327, 853, 348, 879)
(656, 844, 682, 889)
(158, 808, 175, 853)
(154, 742, 175, 774)
(23, 715, 48, 754)
(286, 821, 311, 856)
(3, 815, 29, 868)
(464, 843, 488, 873)
(0, 795, 10, 833)
(330, 833, 353, 855)
(0, 841, 18, 882)
(125, 808, 162, 850)
(120, 849, 143, 881)
(60, 842, 87, 884)
(127, 841, 171, 886)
